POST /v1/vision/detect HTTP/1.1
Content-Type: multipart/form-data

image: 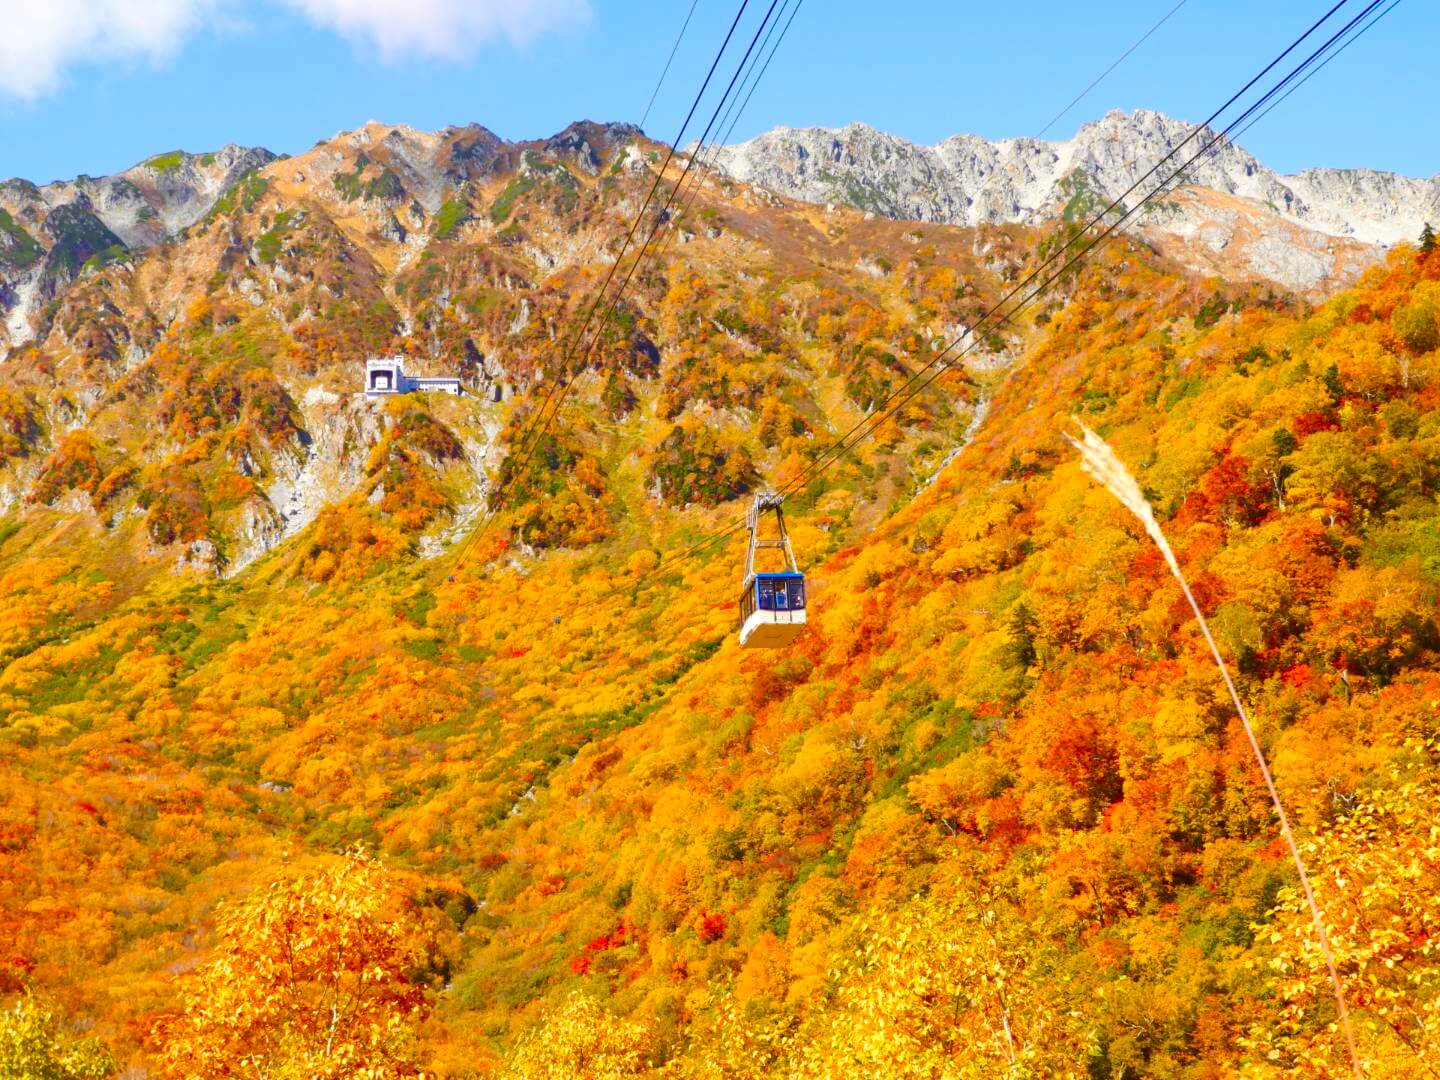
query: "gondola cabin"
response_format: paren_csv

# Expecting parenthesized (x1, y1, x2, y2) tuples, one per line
(739, 571, 807, 648)
(738, 492, 808, 649)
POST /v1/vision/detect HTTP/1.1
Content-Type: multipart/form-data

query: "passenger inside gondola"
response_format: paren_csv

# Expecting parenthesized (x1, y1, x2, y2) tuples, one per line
(756, 574, 805, 611)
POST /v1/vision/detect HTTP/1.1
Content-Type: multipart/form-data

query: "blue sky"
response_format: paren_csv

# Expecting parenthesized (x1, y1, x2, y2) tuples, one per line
(0, 0, 1432, 186)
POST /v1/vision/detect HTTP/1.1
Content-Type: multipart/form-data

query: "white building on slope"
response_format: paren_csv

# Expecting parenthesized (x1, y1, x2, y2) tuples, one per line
(364, 356, 462, 397)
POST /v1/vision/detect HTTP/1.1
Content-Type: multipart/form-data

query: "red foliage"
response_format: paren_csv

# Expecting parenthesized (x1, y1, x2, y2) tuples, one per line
(570, 922, 632, 974)
(1280, 663, 1315, 690)
(697, 911, 727, 944)
(1196, 455, 1266, 527)
(1292, 411, 1339, 438)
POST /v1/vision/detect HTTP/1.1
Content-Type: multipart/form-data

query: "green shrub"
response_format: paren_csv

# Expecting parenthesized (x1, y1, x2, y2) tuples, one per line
(434, 195, 470, 240)
(490, 176, 536, 224)
(1393, 298, 1439, 354)
(145, 149, 186, 174)
(0, 209, 43, 270)
(0, 996, 115, 1080)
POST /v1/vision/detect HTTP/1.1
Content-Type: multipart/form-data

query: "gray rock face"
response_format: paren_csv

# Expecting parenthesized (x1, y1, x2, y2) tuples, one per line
(0, 144, 277, 348)
(9, 145, 279, 249)
(708, 109, 1440, 247)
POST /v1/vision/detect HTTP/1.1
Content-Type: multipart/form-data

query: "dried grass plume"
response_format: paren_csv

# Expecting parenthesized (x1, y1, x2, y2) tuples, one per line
(1065, 418, 1360, 1077)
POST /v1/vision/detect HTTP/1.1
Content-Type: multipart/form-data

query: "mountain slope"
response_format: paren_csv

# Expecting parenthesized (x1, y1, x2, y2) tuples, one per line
(0, 118, 1020, 579)
(2, 116, 1440, 1078)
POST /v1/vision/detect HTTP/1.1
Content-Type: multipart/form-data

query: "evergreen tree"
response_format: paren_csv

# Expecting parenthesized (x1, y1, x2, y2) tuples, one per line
(1421, 222, 1436, 253)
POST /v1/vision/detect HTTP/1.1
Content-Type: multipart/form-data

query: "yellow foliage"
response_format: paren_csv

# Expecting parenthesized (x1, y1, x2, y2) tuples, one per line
(497, 994, 651, 1080)
(156, 848, 435, 1080)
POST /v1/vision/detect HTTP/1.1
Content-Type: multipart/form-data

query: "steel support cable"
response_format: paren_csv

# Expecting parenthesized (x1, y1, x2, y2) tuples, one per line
(651, 0, 1213, 494)
(1145, 0, 1400, 208)
(511, 3, 807, 599)
(1035, 0, 1192, 139)
(774, 0, 1369, 499)
(644, 0, 1156, 518)
(566, 0, 1392, 615)
(517, 0, 786, 433)
(539, 0, 809, 606)
(534, 0, 799, 429)
(447, 0, 757, 571)
(477, 0, 755, 515)
(470, 0, 787, 555)
(648, 0, 805, 275)
(779, 0, 1388, 499)
(1231, 0, 1402, 144)
(641, 0, 704, 133)
(673, 0, 800, 224)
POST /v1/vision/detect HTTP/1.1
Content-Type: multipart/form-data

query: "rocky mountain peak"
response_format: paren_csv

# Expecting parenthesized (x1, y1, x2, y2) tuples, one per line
(709, 109, 1440, 260)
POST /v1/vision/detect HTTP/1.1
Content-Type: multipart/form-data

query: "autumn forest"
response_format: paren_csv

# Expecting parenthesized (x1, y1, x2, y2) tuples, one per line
(0, 106, 1439, 1080)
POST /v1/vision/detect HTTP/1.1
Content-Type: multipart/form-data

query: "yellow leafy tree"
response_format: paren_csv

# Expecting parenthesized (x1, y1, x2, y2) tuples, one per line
(497, 993, 652, 1080)
(663, 990, 796, 1080)
(784, 889, 1092, 1080)
(0, 996, 115, 1080)
(1246, 742, 1440, 1078)
(157, 847, 432, 1079)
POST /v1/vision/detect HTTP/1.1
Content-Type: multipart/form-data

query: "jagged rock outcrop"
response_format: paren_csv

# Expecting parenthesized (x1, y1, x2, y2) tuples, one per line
(4, 145, 279, 250)
(709, 110, 1440, 243)
(708, 109, 1440, 288)
(0, 145, 278, 347)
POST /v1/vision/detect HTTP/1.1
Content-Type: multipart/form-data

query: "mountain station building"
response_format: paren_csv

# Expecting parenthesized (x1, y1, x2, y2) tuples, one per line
(364, 356, 462, 397)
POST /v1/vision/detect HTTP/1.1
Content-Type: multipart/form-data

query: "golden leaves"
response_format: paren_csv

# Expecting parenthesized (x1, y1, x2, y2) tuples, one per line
(156, 847, 438, 1080)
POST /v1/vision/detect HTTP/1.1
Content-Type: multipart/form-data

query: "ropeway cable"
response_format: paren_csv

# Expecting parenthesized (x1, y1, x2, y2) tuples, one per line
(557, 0, 1399, 614)
(1035, 0, 1192, 140)
(459, 0, 791, 569)
(447, 0, 760, 571)
(641, 0, 704, 133)
(775, 0, 1380, 499)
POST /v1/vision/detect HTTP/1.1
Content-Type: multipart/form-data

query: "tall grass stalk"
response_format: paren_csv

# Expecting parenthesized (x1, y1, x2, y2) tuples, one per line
(1065, 419, 1360, 1077)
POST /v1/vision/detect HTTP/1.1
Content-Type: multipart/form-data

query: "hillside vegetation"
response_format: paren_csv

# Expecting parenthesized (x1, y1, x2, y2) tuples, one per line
(1, 119, 1439, 1078)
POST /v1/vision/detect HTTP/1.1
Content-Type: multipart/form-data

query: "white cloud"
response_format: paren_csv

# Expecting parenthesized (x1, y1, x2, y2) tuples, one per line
(0, 0, 588, 101)
(277, 0, 590, 60)
(0, 0, 215, 100)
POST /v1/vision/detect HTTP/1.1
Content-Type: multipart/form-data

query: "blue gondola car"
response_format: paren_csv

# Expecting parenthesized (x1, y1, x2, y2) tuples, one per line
(738, 494, 807, 649)
(739, 570, 807, 648)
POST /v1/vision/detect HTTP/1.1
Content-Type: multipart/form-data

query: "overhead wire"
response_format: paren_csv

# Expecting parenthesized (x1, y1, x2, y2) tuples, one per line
(1034, 0, 1192, 140)
(1230, 0, 1403, 144)
(478, 0, 759, 507)
(639, 0, 805, 289)
(498, 0, 809, 597)
(454, 0, 791, 573)
(455, 0, 1174, 581)
(490, 0, 784, 484)
(561, 0, 1401, 614)
(446, 0, 759, 572)
(1144, 0, 1401, 207)
(648, 0, 1361, 512)
(640, 0, 704, 134)
(502, 1, 808, 608)
(774, 0, 1377, 499)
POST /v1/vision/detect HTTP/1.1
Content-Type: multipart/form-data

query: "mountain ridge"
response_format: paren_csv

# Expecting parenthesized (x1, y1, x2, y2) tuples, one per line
(702, 109, 1440, 292)
(4, 109, 1430, 353)
(708, 109, 1440, 245)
